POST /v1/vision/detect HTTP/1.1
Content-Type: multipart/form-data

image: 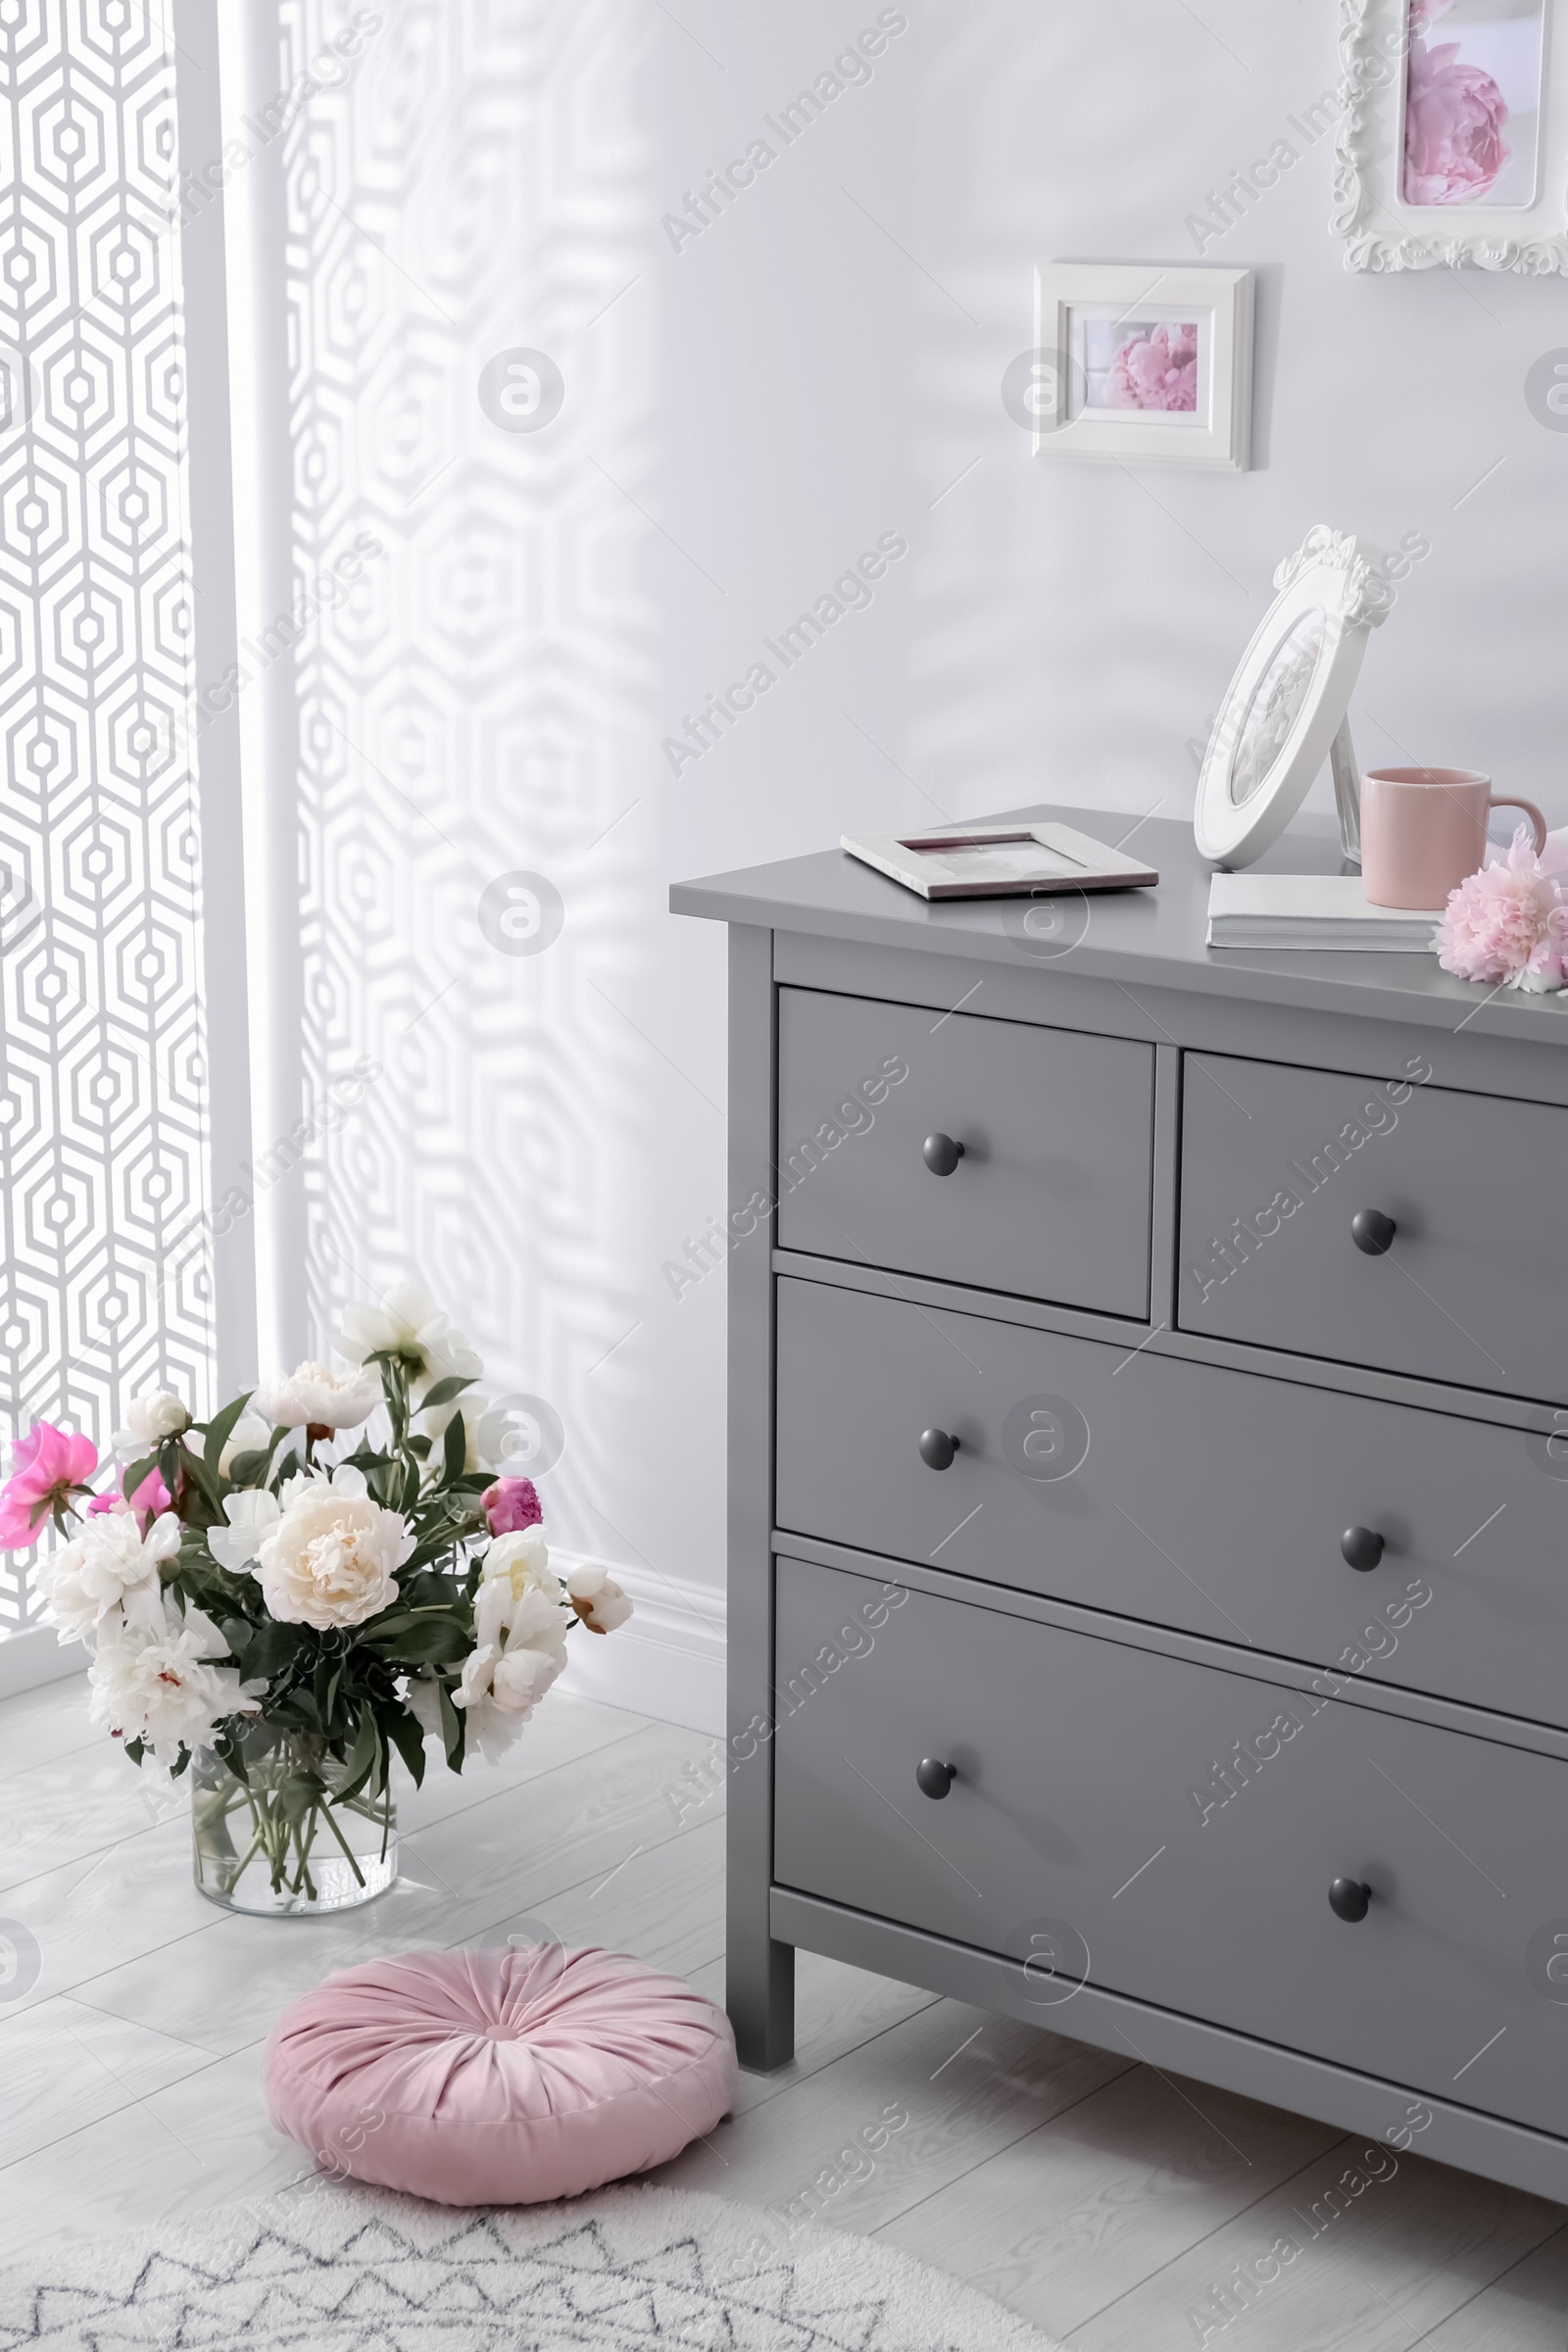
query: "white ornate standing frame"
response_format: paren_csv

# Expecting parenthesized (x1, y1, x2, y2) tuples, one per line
(1335, 0, 1568, 271)
(1194, 526, 1395, 869)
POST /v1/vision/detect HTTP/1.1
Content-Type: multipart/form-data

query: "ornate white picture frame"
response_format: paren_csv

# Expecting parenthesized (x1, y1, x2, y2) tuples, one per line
(1031, 264, 1253, 469)
(1335, 0, 1568, 272)
(1194, 527, 1395, 869)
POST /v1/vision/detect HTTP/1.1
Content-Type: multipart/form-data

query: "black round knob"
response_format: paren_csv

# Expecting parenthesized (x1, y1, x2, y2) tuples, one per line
(922, 1132, 965, 1177)
(1329, 1876, 1372, 1923)
(1351, 1209, 1396, 1256)
(916, 1757, 956, 1799)
(1341, 1525, 1385, 1573)
(919, 1427, 959, 1471)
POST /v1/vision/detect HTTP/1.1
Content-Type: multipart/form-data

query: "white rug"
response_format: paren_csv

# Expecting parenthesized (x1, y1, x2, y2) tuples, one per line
(0, 2176, 1062, 2349)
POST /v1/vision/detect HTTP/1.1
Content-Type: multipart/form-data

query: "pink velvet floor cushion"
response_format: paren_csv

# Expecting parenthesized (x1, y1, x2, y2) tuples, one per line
(263, 1944, 737, 2206)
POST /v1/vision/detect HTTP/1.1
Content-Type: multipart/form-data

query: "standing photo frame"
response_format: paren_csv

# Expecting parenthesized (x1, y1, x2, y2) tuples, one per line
(1193, 526, 1396, 869)
(1336, 0, 1568, 272)
(1031, 263, 1253, 469)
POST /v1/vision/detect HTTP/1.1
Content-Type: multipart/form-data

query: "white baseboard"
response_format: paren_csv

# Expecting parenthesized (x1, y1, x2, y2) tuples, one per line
(555, 1555, 725, 1737)
(0, 1623, 87, 1700)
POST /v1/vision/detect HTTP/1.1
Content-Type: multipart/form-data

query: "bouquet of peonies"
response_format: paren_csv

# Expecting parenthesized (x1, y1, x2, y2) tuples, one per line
(0, 1283, 630, 1909)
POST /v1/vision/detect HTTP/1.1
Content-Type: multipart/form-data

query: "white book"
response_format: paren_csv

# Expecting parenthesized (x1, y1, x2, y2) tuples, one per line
(1206, 872, 1442, 953)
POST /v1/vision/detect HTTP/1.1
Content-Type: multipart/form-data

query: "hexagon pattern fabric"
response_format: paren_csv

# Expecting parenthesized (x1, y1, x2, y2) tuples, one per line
(0, 2, 210, 1631)
(263, 1944, 739, 2206)
(274, 0, 651, 1562)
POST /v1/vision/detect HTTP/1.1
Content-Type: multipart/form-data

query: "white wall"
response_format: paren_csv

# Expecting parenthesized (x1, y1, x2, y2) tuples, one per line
(243, 0, 1568, 1726)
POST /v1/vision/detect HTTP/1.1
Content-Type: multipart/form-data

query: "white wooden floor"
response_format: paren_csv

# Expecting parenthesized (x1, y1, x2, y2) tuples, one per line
(0, 1673, 1563, 2348)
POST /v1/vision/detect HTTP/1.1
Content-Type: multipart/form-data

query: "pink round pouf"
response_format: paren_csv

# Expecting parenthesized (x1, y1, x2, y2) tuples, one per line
(262, 1944, 737, 2206)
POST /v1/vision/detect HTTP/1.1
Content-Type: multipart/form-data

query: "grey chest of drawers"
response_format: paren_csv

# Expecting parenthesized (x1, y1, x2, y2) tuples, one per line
(671, 805, 1568, 2204)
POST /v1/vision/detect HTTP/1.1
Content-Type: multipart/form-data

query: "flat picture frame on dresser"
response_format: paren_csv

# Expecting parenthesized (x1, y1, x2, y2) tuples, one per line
(1336, 0, 1568, 271)
(1031, 263, 1253, 468)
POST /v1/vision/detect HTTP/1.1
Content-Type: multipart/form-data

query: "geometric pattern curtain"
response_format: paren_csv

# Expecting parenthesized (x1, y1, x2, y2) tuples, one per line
(0, 6, 211, 1630)
(276, 0, 647, 1569)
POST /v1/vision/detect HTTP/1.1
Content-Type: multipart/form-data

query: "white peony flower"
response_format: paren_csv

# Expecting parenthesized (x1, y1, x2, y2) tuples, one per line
(88, 1586, 263, 1757)
(38, 1507, 181, 1642)
(566, 1561, 633, 1636)
(256, 1462, 414, 1629)
(206, 1488, 281, 1576)
(453, 1573, 569, 1761)
(417, 1387, 514, 1473)
(219, 1409, 273, 1474)
(481, 1524, 561, 1604)
(113, 1390, 189, 1453)
(251, 1361, 380, 1433)
(335, 1282, 482, 1384)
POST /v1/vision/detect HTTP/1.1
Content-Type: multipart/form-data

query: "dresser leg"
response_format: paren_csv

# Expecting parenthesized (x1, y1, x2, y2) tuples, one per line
(728, 1934, 795, 2072)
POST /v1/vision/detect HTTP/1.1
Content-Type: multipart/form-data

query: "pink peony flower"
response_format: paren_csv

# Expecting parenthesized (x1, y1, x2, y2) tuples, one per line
(1403, 36, 1509, 205)
(87, 1464, 173, 1534)
(1435, 826, 1568, 992)
(483, 1476, 543, 1536)
(1107, 323, 1198, 414)
(0, 1423, 98, 1548)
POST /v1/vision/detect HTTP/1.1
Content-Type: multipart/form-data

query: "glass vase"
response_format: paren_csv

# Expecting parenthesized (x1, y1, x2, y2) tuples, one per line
(190, 1730, 397, 1916)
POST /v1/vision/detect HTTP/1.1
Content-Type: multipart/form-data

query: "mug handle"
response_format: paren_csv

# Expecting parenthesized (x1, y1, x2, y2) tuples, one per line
(1489, 796, 1547, 856)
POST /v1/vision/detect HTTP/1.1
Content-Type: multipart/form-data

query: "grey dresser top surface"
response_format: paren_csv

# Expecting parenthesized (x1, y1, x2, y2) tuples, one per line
(670, 802, 1568, 1048)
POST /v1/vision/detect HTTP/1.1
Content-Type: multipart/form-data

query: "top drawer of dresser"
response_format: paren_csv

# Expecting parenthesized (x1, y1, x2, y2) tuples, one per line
(1178, 1052, 1568, 1402)
(775, 989, 1154, 1318)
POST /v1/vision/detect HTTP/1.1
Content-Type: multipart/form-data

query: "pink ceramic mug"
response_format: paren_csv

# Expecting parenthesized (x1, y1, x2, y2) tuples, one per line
(1360, 767, 1546, 909)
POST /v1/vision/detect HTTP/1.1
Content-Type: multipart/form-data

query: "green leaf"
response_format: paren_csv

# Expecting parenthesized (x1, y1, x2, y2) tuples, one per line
(403, 1569, 463, 1611)
(122, 1736, 146, 1767)
(437, 1679, 466, 1770)
(178, 1443, 221, 1512)
(441, 1409, 466, 1487)
(380, 1700, 426, 1788)
(417, 1374, 476, 1411)
(122, 1454, 156, 1502)
(202, 1393, 252, 1477)
(400, 1526, 472, 1575)
(225, 1447, 272, 1486)
(277, 1768, 328, 1825)
(332, 1707, 381, 1805)
(245, 1621, 305, 1679)
(375, 1615, 472, 1666)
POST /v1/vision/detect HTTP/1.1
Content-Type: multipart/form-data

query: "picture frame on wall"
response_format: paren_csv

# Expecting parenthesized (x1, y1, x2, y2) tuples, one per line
(1031, 263, 1253, 470)
(1335, 0, 1568, 271)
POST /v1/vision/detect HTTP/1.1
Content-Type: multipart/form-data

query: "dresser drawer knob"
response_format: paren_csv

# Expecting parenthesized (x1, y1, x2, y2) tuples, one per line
(1329, 1877, 1372, 1923)
(922, 1132, 965, 1177)
(916, 1757, 956, 1799)
(1350, 1209, 1396, 1256)
(1340, 1525, 1385, 1573)
(919, 1427, 960, 1470)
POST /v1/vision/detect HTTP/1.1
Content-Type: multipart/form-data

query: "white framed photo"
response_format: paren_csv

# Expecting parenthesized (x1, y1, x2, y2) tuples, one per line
(1335, 0, 1568, 271)
(841, 821, 1158, 902)
(1193, 525, 1395, 868)
(1032, 263, 1253, 469)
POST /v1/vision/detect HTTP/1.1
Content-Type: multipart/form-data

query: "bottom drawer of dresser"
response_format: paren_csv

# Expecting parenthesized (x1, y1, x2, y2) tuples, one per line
(772, 1556, 1568, 2133)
